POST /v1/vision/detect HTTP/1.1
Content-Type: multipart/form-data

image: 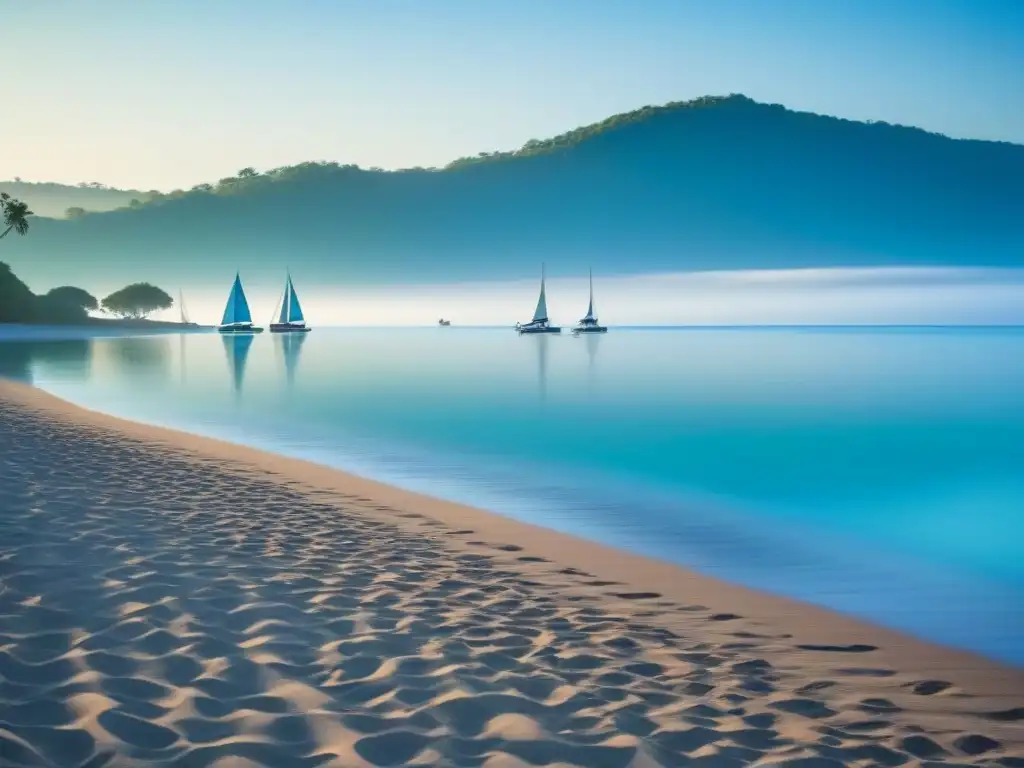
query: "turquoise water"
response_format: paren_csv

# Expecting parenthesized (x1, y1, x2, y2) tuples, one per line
(2, 327, 1022, 664)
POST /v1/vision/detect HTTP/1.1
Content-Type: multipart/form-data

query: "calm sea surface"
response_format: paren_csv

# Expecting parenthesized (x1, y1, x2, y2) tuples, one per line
(2, 327, 1022, 664)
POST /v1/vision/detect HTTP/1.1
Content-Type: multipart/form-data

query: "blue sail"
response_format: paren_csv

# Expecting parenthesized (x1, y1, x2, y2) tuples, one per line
(220, 275, 238, 326)
(233, 276, 253, 324)
(286, 277, 305, 324)
(221, 273, 253, 326)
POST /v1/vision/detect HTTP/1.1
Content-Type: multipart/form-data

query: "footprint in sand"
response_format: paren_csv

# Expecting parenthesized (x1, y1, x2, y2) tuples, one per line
(982, 707, 1024, 722)
(608, 592, 662, 600)
(796, 643, 878, 653)
(908, 679, 954, 696)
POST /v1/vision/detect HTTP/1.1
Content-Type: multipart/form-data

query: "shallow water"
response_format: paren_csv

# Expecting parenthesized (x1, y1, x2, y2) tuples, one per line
(2, 326, 1022, 664)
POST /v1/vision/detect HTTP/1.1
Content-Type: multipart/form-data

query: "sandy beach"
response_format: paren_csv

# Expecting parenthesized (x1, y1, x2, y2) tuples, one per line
(1, 380, 1021, 767)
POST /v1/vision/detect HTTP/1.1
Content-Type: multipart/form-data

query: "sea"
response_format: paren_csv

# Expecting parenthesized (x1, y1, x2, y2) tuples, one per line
(1, 326, 1022, 665)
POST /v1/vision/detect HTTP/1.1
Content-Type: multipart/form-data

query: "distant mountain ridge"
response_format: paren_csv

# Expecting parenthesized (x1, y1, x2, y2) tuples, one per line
(0, 181, 149, 219)
(6, 95, 1023, 291)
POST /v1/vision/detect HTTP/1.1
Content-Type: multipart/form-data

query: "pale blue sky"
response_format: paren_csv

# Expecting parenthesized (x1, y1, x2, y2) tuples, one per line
(3, 0, 1022, 190)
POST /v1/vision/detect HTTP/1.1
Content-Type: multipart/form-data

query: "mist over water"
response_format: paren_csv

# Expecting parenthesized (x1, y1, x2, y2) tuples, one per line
(2, 326, 1023, 664)
(148, 267, 1024, 327)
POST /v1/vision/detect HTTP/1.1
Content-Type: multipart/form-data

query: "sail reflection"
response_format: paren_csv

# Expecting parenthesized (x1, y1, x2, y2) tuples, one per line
(585, 333, 600, 395)
(179, 333, 187, 385)
(222, 334, 255, 394)
(535, 334, 549, 402)
(275, 332, 307, 389)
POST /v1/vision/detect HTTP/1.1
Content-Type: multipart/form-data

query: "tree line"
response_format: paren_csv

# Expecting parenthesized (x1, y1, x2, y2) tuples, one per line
(1, 195, 174, 322)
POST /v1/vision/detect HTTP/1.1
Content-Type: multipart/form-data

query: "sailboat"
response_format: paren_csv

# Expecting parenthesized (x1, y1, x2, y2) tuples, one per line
(270, 272, 312, 333)
(572, 269, 607, 334)
(516, 264, 561, 334)
(178, 289, 197, 327)
(218, 272, 264, 334)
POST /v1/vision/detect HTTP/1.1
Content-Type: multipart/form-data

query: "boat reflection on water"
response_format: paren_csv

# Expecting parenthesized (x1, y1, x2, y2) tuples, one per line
(585, 332, 601, 395)
(222, 333, 255, 395)
(534, 333, 549, 402)
(275, 331, 308, 389)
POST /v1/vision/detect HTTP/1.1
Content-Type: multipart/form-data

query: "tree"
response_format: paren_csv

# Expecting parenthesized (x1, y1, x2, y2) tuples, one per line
(65, 206, 87, 219)
(237, 167, 258, 178)
(128, 198, 142, 208)
(0, 193, 32, 240)
(101, 283, 173, 319)
(46, 286, 99, 312)
(0, 261, 36, 322)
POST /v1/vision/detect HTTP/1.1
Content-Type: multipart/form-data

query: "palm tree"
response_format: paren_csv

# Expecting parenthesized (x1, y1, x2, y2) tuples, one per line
(0, 192, 32, 240)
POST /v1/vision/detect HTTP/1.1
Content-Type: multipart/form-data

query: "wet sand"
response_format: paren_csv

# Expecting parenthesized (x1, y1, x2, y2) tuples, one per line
(1, 380, 1021, 767)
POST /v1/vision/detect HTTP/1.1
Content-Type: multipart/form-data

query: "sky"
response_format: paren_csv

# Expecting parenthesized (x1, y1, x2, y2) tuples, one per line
(3, 0, 1023, 191)
(141, 267, 1024, 327)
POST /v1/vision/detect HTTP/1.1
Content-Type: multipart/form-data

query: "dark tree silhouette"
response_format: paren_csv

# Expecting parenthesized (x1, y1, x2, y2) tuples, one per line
(65, 206, 87, 219)
(46, 286, 99, 311)
(0, 193, 32, 239)
(101, 283, 173, 319)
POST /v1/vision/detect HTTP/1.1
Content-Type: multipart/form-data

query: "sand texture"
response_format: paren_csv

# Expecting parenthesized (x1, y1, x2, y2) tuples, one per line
(1, 381, 1022, 767)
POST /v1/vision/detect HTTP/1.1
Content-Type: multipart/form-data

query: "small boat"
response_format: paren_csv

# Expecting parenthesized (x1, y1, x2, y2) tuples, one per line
(516, 264, 561, 334)
(269, 272, 311, 333)
(178, 289, 197, 327)
(572, 269, 608, 334)
(218, 272, 264, 334)
(438, 318, 451, 327)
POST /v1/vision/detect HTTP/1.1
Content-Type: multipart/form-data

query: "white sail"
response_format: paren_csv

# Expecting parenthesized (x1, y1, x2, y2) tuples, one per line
(276, 283, 290, 325)
(179, 290, 191, 324)
(532, 264, 548, 323)
(275, 274, 306, 325)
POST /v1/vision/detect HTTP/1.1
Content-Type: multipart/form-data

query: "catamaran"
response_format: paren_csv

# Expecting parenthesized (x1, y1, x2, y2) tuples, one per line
(270, 272, 311, 333)
(516, 264, 561, 334)
(572, 269, 608, 334)
(218, 272, 264, 334)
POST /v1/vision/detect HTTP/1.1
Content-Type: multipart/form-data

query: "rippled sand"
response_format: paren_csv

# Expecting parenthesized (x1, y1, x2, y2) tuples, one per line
(1, 381, 1021, 767)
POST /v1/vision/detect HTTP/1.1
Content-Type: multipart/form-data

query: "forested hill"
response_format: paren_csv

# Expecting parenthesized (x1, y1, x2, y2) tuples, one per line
(0, 181, 148, 219)
(6, 95, 1023, 290)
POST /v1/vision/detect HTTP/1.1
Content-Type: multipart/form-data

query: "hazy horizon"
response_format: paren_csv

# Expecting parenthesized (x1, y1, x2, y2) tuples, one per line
(112, 267, 1024, 327)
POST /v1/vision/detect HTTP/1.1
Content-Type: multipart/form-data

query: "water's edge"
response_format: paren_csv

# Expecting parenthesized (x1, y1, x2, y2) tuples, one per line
(28, 378, 1024, 668)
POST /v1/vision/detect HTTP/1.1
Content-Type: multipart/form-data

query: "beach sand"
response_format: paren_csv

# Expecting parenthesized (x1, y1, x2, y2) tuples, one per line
(1, 380, 1021, 767)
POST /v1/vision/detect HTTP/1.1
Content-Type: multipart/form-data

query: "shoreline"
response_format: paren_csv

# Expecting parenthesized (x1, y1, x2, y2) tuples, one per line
(1, 379, 1022, 765)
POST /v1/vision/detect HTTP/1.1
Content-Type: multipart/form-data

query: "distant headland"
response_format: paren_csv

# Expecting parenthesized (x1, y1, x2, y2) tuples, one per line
(3, 94, 1022, 291)
(0, 261, 207, 329)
